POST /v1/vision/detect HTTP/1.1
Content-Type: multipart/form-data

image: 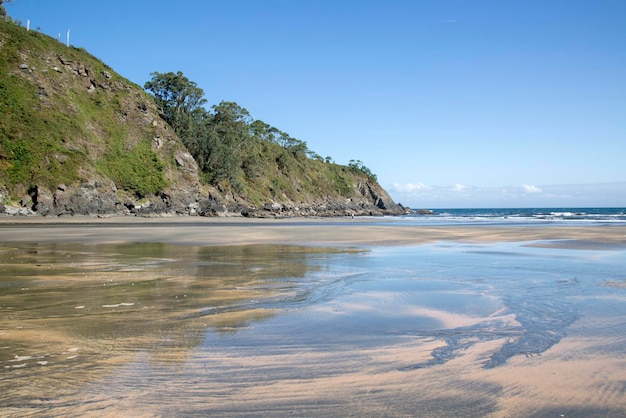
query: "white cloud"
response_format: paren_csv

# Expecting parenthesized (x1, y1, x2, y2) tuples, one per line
(390, 182, 430, 193)
(522, 184, 542, 193)
(386, 181, 626, 208)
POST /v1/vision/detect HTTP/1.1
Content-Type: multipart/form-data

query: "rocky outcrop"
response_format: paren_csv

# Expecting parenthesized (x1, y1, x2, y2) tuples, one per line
(14, 180, 198, 217)
(193, 179, 405, 218)
(2, 170, 403, 218)
(2, 169, 404, 218)
(2, 179, 404, 219)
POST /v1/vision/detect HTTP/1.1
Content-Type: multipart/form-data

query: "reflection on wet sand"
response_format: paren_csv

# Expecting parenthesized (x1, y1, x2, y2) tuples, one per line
(1, 239, 626, 417)
(0, 243, 359, 415)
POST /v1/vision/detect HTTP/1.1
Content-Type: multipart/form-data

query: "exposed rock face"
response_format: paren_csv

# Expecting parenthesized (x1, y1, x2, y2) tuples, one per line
(18, 180, 200, 217)
(4, 177, 403, 219)
(3, 163, 403, 218)
(3, 168, 403, 219)
(52, 180, 118, 216)
(195, 180, 405, 218)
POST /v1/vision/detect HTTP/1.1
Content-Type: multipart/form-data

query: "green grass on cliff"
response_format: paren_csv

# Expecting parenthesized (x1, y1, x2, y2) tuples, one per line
(0, 31, 84, 190)
(233, 145, 362, 207)
(0, 19, 167, 197)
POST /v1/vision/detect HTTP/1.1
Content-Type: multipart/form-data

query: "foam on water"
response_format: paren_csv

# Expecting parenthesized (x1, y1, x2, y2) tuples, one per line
(384, 207, 626, 226)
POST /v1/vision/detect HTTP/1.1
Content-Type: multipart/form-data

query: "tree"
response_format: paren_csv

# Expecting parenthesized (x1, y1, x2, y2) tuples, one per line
(142, 70, 351, 192)
(199, 101, 252, 186)
(144, 71, 206, 135)
(349, 159, 378, 182)
(250, 119, 271, 141)
(250, 120, 286, 146)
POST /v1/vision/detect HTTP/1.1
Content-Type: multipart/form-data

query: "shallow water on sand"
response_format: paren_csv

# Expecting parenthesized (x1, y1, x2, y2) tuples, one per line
(1, 241, 625, 416)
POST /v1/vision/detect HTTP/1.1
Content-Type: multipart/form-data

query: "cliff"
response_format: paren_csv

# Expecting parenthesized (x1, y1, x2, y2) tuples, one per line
(0, 18, 405, 217)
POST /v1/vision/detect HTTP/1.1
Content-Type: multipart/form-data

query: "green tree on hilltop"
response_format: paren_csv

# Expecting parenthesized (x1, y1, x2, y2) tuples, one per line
(144, 71, 206, 135)
(199, 101, 252, 186)
(349, 159, 377, 182)
(144, 70, 381, 194)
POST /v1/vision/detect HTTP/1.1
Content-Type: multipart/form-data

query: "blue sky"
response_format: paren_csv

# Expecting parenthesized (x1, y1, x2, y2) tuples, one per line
(6, 0, 626, 208)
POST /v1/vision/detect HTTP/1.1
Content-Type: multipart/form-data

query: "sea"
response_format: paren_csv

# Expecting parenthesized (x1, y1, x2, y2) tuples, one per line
(392, 206, 626, 225)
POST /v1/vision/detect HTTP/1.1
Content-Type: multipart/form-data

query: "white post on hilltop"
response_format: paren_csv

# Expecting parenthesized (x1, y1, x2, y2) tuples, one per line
(26, 19, 29, 31)
(66, 28, 70, 47)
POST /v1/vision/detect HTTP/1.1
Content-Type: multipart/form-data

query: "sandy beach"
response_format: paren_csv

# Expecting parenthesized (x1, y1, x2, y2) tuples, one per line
(1, 215, 626, 248)
(2, 216, 626, 416)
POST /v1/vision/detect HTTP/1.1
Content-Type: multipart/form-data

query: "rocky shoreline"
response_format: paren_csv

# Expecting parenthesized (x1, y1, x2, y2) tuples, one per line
(0, 181, 410, 218)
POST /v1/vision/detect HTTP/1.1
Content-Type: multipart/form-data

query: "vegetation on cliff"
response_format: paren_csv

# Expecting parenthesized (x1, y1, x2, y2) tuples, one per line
(144, 71, 378, 206)
(0, 13, 402, 216)
(0, 16, 179, 199)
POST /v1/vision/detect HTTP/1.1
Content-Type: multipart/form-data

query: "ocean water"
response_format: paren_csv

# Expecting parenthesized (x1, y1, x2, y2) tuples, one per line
(393, 207, 626, 225)
(1, 227, 626, 416)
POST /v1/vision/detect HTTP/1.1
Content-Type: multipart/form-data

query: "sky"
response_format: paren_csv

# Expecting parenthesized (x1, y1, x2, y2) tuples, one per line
(6, 0, 626, 208)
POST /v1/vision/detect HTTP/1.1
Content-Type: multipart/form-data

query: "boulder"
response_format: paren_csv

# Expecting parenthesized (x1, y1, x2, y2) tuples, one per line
(416, 209, 434, 215)
(198, 196, 228, 217)
(4, 206, 35, 216)
(174, 151, 197, 174)
(53, 178, 119, 215)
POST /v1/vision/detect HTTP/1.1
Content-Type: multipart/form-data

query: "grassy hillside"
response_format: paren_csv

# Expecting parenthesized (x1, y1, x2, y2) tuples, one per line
(0, 16, 402, 216)
(0, 18, 186, 200)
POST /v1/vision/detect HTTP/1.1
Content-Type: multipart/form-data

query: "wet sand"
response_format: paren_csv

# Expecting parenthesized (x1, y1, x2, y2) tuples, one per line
(2, 217, 626, 416)
(1, 215, 626, 248)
